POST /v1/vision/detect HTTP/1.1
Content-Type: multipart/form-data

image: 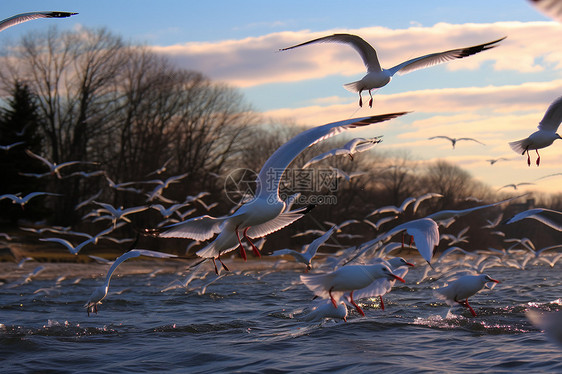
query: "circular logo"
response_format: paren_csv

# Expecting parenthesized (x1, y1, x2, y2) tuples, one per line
(223, 168, 258, 205)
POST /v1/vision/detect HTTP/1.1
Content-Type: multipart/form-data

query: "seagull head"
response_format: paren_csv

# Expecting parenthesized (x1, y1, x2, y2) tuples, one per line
(484, 274, 500, 284)
(381, 265, 405, 283)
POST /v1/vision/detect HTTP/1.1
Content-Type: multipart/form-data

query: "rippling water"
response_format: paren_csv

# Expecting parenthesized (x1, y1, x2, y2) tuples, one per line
(1, 255, 561, 373)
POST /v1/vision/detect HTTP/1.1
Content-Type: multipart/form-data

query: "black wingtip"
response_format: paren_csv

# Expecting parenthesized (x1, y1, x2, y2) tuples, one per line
(48, 12, 79, 18)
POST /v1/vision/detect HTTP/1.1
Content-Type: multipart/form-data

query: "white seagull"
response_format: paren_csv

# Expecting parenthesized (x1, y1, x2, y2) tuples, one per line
(159, 113, 408, 271)
(428, 136, 485, 149)
(503, 207, 562, 231)
(0, 11, 77, 33)
(300, 300, 348, 322)
(352, 257, 414, 310)
(527, 309, 562, 347)
(24, 149, 97, 179)
(0, 192, 60, 208)
(270, 225, 337, 270)
(300, 263, 405, 316)
(302, 136, 382, 168)
(84, 249, 177, 316)
(509, 95, 562, 166)
(280, 33, 505, 107)
(435, 273, 500, 317)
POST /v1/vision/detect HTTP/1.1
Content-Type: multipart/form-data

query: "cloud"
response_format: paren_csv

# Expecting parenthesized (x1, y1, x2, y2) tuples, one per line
(150, 21, 562, 87)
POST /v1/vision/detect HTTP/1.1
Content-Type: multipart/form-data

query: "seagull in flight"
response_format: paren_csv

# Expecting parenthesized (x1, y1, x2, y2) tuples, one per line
(509, 95, 562, 166)
(159, 113, 408, 272)
(84, 249, 176, 316)
(428, 136, 485, 149)
(0, 11, 77, 33)
(24, 149, 97, 179)
(280, 33, 505, 107)
(0, 192, 60, 208)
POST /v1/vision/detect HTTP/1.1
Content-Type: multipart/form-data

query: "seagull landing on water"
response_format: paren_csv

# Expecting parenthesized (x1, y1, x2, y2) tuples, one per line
(0, 12, 78, 33)
(280, 34, 505, 108)
(509, 96, 562, 166)
(435, 273, 500, 317)
(300, 263, 405, 317)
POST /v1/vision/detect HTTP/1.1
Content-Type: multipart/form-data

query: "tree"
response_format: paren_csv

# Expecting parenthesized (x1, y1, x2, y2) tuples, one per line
(0, 82, 48, 223)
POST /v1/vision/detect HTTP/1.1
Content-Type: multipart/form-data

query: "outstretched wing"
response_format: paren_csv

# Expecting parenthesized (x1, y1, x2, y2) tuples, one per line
(0, 11, 78, 33)
(387, 37, 506, 76)
(280, 33, 383, 72)
(159, 215, 227, 240)
(255, 113, 409, 197)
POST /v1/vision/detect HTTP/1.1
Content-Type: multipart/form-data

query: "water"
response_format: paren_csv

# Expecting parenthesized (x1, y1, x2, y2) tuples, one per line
(1, 255, 561, 373)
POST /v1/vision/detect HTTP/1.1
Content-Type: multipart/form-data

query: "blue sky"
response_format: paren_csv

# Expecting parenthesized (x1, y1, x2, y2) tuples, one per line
(2, 1, 562, 196)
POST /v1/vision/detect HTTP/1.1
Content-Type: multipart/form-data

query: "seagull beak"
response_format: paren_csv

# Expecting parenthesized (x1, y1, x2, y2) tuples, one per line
(405, 262, 415, 267)
(489, 278, 500, 283)
(391, 274, 405, 283)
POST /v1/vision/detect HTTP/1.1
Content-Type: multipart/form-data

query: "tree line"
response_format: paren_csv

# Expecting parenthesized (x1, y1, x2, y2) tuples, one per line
(1, 27, 560, 253)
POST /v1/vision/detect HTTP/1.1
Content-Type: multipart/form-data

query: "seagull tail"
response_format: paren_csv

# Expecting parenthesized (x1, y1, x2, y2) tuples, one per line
(508, 138, 529, 155)
(343, 81, 361, 93)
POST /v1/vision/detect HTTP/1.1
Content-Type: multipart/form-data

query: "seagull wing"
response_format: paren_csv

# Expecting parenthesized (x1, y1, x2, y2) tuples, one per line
(246, 206, 313, 239)
(504, 208, 562, 231)
(458, 137, 485, 145)
(412, 192, 443, 214)
(403, 218, 440, 264)
(101, 249, 176, 293)
(538, 95, 562, 132)
(255, 113, 408, 197)
(305, 225, 337, 258)
(159, 215, 228, 240)
(0, 11, 77, 33)
(387, 37, 506, 76)
(280, 33, 383, 72)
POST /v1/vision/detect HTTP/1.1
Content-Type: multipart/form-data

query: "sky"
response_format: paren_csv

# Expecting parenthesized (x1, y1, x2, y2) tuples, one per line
(2, 1, 562, 196)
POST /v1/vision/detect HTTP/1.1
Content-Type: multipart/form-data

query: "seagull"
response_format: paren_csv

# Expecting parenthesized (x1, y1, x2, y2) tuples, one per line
(302, 136, 382, 168)
(440, 226, 470, 246)
(280, 33, 505, 107)
(497, 182, 535, 191)
(366, 192, 443, 217)
(340, 217, 440, 267)
(352, 257, 414, 310)
(528, 0, 562, 22)
(0, 141, 25, 151)
(39, 224, 125, 255)
(270, 225, 337, 270)
(486, 157, 509, 165)
(24, 149, 97, 179)
(299, 300, 348, 322)
(0, 11, 77, 33)
(144, 173, 189, 202)
(527, 309, 562, 346)
(159, 113, 408, 271)
(92, 202, 149, 227)
(146, 156, 174, 177)
(84, 249, 177, 316)
(300, 263, 405, 316)
(509, 96, 562, 166)
(362, 215, 399, 232)
(428, 136, 485, 149)
(503, 208, 562, 231)
(0, 192, 60, 208)
(434, 273, 500, 317)
(329, 166, 366, 182)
